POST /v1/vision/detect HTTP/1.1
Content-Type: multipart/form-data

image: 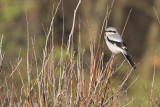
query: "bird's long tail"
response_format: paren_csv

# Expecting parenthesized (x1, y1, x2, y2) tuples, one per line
(123, 54, 136, 69)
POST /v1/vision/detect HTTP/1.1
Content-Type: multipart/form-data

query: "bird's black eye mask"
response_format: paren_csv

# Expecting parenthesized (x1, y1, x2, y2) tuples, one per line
(106, 30, 116, 33)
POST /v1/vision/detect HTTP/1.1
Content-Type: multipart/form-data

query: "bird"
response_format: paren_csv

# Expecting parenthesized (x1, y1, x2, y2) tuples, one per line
(104, 27, 136, 69)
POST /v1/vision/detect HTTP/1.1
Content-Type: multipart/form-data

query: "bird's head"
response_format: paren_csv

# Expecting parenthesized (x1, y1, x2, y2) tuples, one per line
(104, 27, 118, 37)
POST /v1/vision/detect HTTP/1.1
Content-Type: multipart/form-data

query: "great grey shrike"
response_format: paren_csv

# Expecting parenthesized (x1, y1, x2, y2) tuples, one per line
(104, 27, 136, 69)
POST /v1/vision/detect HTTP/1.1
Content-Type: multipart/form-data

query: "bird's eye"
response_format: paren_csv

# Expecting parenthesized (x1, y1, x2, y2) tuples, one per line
(106, 30, 116, 33)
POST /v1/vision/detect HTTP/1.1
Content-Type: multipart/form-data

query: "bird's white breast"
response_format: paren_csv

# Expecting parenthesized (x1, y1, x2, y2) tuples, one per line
(105, 37, 122, 54)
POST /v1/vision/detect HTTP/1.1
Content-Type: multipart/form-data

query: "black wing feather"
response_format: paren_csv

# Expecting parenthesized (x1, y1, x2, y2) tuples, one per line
(107, 37, 128, 51)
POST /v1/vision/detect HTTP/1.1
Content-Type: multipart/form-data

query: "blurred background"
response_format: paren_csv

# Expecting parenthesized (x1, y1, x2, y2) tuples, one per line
(0, 0, 160, 105)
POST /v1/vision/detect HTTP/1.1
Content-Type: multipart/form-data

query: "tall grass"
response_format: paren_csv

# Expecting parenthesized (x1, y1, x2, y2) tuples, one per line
(0, 0, 140, 106)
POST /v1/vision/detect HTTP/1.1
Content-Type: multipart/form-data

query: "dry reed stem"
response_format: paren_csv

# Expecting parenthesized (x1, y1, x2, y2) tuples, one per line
(96, 51, 105, 76)
(59, 0, 64, 93)
(31, 37, 39, 77)
(45, 0, 62, 54)
(84, 8, 95, 97)
(0, 59, 22, 89)
(122, 97, 135, 107)
(153, 7, 160, 25)
(84, 8, 95, 92)
(121, 9, 132, 37)
(0, 35, 4, 72)
(75, 17, 82, 106)
(54, 2, 65, 106)
(25, 11, 32, 105)
(66, 0, 81, 55)
(122, 75, 139, 94)
(18, 68, 28, 99)
(151, 50, 157, 93)
(150, 50, 157, 106)
(105, 0, 115, 29)
(13, 83, 19, 103)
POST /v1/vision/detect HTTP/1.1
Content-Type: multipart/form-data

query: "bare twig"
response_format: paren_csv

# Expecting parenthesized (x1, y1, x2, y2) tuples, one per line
(0, 59, 22, 89)
(87, 71, 104, 107)
(152, 50, 157, 88)
(122, 97, 135, 107)
(0, 35, 4, 72)
(18, 67, 28, 98)
(153, 7, 160, 25)
(45, 0, 62, 54)
(25, 11, 31, 104)
(125, 75, 139, 93)
(66, 0, 81, 55)
(121, 9, 132, 37)
(105, 0, 115, 28)
(151, 50, 157, 100)
(114, 59, 126, 73)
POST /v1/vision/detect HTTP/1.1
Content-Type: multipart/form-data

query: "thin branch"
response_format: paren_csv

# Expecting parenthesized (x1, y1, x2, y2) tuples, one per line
(153, 7, 160, 25)
(122, 97, 135, 107)
(121, 9, 132, 37)
(105, 0, 115, 28)
(87, 71, 104, 107)
(0, 59, 22, 89)
(66, 0, 81, 55)
(151, 50, 157, 98)
(114, 59, 126, 73)
(0, 35, 4, 72)
(45, 0, 62, 54)
(122, 75, 139, 93)
(25, 11, 31, 102)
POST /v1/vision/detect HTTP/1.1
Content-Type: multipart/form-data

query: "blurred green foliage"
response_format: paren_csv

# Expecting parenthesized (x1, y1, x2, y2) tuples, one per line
(0, 0, 35, 21)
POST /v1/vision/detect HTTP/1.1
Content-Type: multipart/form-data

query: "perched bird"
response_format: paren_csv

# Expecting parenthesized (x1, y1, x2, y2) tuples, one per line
(104, 27, 136, 69)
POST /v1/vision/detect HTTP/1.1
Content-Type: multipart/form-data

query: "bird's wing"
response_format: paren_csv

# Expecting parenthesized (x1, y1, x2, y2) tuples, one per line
(107, 34, 123, 42)
(107, 37, 128, 51)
